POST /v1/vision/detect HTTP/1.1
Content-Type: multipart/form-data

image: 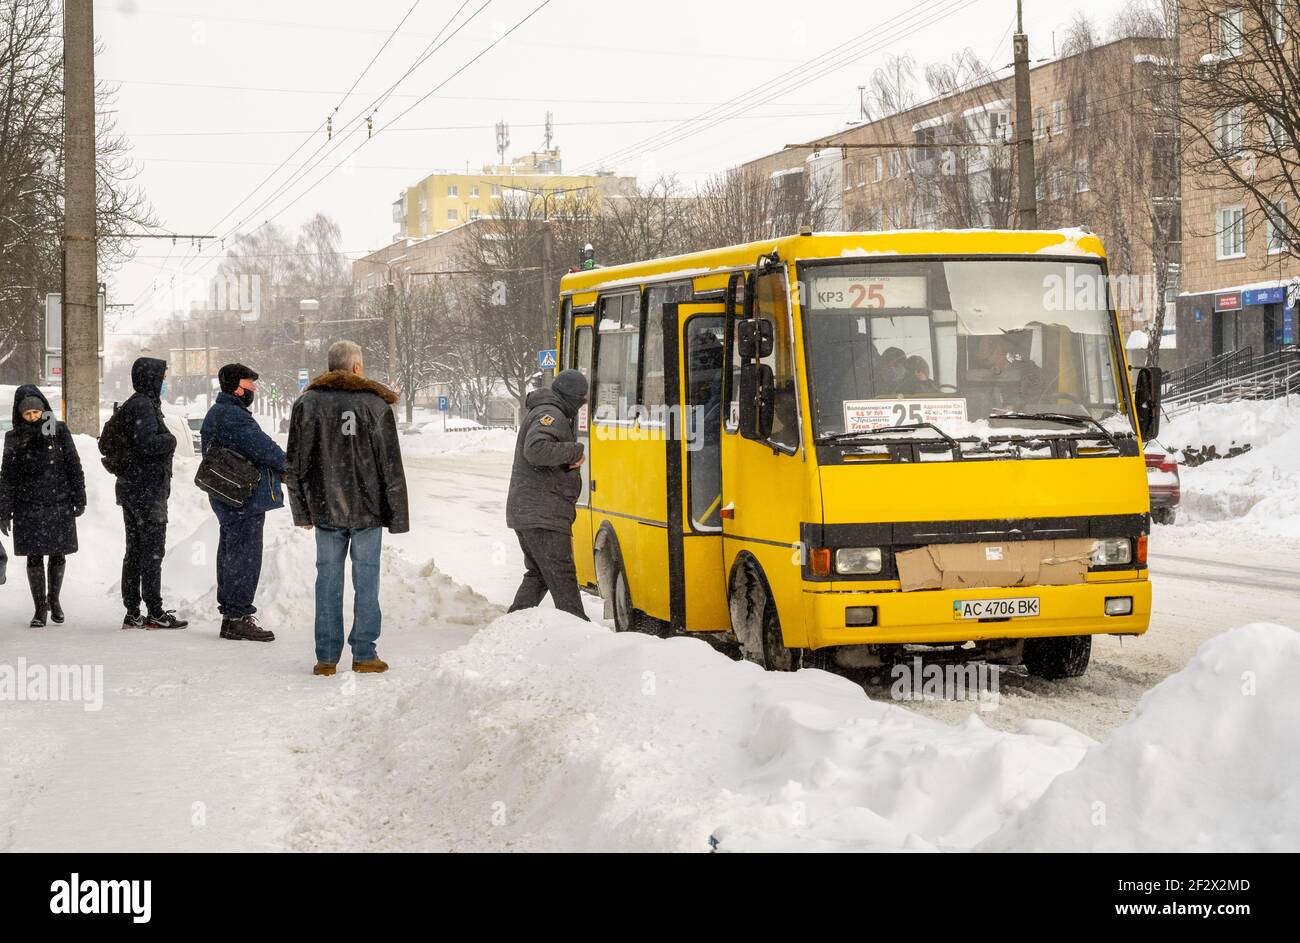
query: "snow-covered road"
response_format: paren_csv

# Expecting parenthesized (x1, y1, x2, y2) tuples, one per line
(0, 433, 1295, 852)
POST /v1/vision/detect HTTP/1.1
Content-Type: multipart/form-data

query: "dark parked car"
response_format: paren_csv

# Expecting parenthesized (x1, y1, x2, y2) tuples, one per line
(187, 416, 204, 452)
(1145, 441, 1181, 525)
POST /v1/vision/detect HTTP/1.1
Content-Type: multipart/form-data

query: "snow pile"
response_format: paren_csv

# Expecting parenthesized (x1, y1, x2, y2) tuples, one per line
(400, 426, 516, 456)
(980, 623, 1300, 852)
(1159, 398, 1300, 537)
(282, 611, 1091, 852)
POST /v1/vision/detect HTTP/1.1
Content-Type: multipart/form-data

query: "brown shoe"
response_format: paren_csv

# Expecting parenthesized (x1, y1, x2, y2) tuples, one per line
(352, 657, 388, 674)
(313, 662, 337, 676)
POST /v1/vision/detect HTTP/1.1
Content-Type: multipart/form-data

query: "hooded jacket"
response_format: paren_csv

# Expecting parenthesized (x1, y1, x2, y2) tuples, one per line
(505, 387, 585, 534)
(115, 357, 177, 515)
(0, 385, 86, 556)
(284, 370, 409, 532)
(201, 390, 287, 521)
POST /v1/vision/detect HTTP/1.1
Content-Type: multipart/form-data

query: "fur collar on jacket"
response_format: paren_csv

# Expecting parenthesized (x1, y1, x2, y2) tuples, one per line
(307, 370, 399, 405)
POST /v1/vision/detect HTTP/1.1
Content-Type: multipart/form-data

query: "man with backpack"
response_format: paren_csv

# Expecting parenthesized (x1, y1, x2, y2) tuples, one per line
(101, 356, 187, 630)
(200, 364, 285, 642)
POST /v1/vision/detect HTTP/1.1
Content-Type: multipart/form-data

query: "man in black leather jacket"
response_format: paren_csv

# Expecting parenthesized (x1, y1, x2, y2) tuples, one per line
(286, 340, 408, 676)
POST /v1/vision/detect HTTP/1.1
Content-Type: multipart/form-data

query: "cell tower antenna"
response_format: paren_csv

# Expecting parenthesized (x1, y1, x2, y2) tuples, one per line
(496, 120, 510, 166)
(544, 111, 554, 150)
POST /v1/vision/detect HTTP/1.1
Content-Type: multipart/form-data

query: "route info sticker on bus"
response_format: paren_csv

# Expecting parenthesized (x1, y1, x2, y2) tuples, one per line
(843, 398, 968, 432)
(812, 275, 928, 309)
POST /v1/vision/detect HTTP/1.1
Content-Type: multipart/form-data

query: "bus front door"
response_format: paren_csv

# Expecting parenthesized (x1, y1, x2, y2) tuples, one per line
(667, 303, 731, 631)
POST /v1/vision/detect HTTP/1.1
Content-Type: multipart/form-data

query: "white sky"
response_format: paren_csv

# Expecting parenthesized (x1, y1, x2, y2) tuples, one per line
(98, 0, 1143, 335)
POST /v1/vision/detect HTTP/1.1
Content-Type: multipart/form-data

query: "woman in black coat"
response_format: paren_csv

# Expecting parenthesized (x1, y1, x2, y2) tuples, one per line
(0, 385, 86, 626)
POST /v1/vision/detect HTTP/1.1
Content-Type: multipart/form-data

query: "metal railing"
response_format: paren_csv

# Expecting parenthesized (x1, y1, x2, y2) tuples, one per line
(1163, 347, 1300, 416)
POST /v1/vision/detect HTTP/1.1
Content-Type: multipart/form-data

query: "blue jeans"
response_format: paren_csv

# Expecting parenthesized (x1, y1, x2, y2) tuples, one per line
(313, 526, 382, 664)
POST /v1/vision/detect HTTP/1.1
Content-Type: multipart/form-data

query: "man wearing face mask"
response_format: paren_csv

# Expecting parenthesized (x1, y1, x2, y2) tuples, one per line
(505, 369, 590, 621)
(201, 363, 286, 642)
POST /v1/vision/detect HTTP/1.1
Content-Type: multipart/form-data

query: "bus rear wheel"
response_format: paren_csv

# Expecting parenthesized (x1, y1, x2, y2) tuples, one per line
(1023, 634, 1091, 680)
(611, 562, 667, 636)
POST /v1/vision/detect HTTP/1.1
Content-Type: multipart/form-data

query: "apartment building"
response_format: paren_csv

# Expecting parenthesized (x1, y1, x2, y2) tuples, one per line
(391, 148, 636, 240)
(741, 35, 1176, 337)
(352, 221, 484, 299)
(1175, 0, 1298, 366)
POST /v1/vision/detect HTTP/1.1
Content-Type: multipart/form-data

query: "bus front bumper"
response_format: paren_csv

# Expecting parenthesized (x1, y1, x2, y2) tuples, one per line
(800, 577, 1151, 649)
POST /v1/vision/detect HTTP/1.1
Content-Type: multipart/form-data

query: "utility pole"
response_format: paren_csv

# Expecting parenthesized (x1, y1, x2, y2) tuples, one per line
(204, 326, 213, 408)
(1013, 0, 1039, 229)
(62, 0, 99, 433)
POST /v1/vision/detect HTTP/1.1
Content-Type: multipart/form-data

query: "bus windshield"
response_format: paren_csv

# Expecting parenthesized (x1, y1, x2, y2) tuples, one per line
(800, 258, 1134, 439)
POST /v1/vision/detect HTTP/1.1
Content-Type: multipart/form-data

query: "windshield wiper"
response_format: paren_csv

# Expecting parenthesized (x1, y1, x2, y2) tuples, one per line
(818, 422, 960, 453)
(990, 411, 1123, 451)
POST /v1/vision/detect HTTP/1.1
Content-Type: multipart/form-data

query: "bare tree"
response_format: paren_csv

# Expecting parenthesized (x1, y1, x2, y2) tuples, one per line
(366, 271, 443, 423)
(0, 0, 155, 381)
(1178, 0, 1300, 262)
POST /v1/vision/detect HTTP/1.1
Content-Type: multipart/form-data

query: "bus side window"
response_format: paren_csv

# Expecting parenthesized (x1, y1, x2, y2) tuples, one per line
(595, 292, 641, 421)
(755, 271, 800, 451)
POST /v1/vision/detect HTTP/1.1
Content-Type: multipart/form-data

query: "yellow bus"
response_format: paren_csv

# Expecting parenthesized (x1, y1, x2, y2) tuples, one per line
(555, 229, 1160, 679)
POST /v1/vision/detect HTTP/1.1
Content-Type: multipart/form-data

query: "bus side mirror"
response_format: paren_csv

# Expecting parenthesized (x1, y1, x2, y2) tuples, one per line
(739, 362, 774, 441)
(736, 318, 773, 360)
(1134, 366, 1162, 440)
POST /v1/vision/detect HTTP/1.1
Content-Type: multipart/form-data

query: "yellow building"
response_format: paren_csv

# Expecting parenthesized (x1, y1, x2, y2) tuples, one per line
(392, 149, 635, 238)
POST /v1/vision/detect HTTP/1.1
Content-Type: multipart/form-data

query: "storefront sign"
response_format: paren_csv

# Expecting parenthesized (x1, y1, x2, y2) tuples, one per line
(1214, 292, 1241, 312)
(1242, 286, 1286, 306)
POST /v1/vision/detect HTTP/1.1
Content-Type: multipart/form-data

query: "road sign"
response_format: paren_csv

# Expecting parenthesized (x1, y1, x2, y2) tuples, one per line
(538, 348, 557, 370)
(437, 395, 450, 412)
(298, 368, 309, 392)
(45, 292, 105, 354)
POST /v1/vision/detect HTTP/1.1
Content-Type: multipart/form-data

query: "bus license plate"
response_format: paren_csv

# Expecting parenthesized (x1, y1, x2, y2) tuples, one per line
(953, 597, 1040, 620)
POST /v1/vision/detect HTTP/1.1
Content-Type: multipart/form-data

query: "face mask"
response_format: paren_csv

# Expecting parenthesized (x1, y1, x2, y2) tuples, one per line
(236, 388, 255, 407)
(160, 380, 168, 396)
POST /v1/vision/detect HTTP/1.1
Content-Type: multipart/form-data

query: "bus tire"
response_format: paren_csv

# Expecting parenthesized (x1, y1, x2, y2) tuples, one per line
(610, 557, 664, 635)
(1151, 507, 1175, 526)
(730, 559, 797, 672)
(1023, 634, 1091, 680)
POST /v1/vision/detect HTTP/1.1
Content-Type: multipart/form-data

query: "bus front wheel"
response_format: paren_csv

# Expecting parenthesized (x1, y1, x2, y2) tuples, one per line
(1023, 634, 1091, 680)
(730, 561, 798, 672)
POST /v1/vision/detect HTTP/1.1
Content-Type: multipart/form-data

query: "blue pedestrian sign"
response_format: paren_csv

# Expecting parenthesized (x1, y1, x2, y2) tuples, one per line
(437, 395, 450, 412)
(538, 348, 557, 370)
(298, 368, 309, 392)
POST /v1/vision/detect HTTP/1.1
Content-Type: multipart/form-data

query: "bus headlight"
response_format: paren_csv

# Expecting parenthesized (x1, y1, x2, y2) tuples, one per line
(835, 547, 883, 575)
(1091, 537, 1132, 566)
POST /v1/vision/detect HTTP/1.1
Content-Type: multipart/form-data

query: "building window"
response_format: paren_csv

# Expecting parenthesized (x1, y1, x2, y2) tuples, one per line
(844, 162, 855, 190)
(1051, 100, 1065, 135)
(1075, 158, 1090, 192)
(874, 155, 883, 181)
(1216, 107, 1244, 155)
(447, 185, 458, 197)
(856, 159, 866, 187)
(470, 185, 480, 198)
(447, 208, 459, 221)
(490, 184, 501, 197)
(469, 208, 481, 221)
(1074, 92, 1090, 127)
(1266, 113, 1286, 149)
(1218, 8, 1244, 57)
(1050, 169, 1065, 200)
(1034, 106, 1046, 139)
(1216, 205, 1246, 258)
(1035, 173, 1045, 202)
(1266, 200, 1289, 254)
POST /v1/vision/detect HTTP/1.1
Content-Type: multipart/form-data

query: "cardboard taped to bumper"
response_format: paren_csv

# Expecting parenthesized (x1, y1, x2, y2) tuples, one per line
(895, 538, 1094, 592)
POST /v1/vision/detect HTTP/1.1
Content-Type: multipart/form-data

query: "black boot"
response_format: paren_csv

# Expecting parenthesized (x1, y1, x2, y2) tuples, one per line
(26, 559, 47, 627)
(222, 614, 275, 642)
(47, 556, 65, 624)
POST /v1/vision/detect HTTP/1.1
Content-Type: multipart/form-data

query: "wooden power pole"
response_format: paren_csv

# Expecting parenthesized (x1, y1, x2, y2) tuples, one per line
(1013, 0, 1039, 229)
(62, 0, 100, 433)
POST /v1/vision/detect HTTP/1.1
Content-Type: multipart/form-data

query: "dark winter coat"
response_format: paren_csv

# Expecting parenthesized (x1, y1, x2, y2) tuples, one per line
(505, 388, 585, 534)
(285, 370, 409, 533)
(0, 385, 86, 556)
(201, 391, 288, 523)
(115, 357, 177, 520)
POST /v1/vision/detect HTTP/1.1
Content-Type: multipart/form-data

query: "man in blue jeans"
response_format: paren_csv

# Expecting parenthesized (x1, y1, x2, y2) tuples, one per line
(284, 340, 408, 676)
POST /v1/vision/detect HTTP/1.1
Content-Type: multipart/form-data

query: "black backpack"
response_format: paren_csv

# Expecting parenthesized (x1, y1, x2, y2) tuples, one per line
(193, 406, 262, 508)
(98, 400, 132, 476)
